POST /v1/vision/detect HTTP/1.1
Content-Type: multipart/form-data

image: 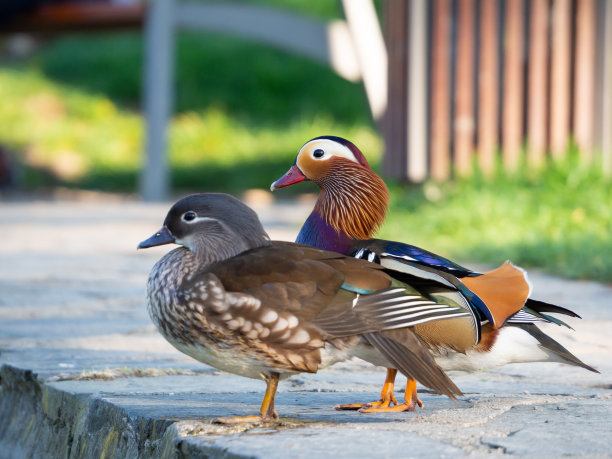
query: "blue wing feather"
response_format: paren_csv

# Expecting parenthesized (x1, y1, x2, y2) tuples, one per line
(363, 239, 477, 277)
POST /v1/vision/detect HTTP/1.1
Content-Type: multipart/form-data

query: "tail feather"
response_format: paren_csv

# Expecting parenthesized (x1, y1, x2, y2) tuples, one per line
(522, 307, 575, 330)
(506, 298, 582, 329)
(517, 324, 599, 373)
(524, 298, 582, 319)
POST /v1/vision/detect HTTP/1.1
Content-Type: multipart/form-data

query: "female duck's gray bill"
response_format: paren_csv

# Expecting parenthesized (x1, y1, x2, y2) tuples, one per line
(138, 226, 175, 249)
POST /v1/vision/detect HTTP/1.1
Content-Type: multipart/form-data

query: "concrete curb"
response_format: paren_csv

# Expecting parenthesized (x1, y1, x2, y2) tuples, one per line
(0, 365, 180, 459)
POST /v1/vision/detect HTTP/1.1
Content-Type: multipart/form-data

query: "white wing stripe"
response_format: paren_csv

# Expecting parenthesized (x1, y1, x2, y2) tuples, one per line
(379, 258, 456, 288)
(360, 297, 430, 307)
(382, 312, 471, 329)
(374, 304, 455, 317)
(379, 309, 464, 324)
(380, 251, 417, 262)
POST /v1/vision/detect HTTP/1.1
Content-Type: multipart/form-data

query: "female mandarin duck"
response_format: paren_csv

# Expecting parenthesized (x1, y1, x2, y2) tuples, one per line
(271, 135, 597, 413)
(138, 193, 482, 423)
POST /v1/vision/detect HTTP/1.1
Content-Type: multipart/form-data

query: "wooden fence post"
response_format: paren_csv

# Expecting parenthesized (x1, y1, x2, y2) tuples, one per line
(430, 0, 451, 181)
(602, 0, 612, 177)
(454, 0, 475, 175)
(477, 0, 499, 176)
(527, 0, 549, 167)
(502, 0, 524, 172)
(549, 0, 572, 160)
(573, 0, 596, 163)
(382, 0, 408, 180)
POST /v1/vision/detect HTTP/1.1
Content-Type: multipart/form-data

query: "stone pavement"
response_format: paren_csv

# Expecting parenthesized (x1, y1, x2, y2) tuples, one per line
(1, 191, 611, 458)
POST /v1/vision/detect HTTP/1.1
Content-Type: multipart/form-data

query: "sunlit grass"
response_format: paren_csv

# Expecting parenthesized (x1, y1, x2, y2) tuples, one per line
(380, 159, 612, 282)
(0, 31, 379, 190)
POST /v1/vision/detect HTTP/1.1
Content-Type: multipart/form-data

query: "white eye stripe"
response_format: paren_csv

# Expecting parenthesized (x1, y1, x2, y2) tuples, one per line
(299, 139, 359, 163)
(182, 215, 219, 224)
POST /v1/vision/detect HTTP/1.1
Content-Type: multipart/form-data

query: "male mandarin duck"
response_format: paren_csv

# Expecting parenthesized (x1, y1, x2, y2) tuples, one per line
(138, 193, 482, 423)
(271, 135, 598, 413)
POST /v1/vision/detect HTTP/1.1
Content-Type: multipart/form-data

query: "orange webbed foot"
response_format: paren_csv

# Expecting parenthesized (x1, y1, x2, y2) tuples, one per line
(215, 374, 280, 423)
(334, 394, 398, 411)
(358, 379, 423, 413)
(335, 368, 401, 411)
(358, 396, 422, 413)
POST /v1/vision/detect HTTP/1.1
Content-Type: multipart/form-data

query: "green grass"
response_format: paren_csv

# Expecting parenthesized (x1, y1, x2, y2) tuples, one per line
(379, 158, 612, 283)
(1, 31, 378, 191)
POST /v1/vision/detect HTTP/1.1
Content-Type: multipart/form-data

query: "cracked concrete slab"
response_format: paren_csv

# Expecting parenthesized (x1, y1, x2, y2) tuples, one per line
(481, 398, 612, 456)
(1, 193, 611, 458)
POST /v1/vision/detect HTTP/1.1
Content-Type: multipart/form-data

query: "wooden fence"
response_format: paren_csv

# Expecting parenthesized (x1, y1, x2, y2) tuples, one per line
(382, 0, 612, 181)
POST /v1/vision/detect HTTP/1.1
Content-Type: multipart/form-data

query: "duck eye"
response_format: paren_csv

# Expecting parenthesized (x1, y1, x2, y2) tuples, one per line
(182, 211, 197, 222)
(313, 148, 325, 158)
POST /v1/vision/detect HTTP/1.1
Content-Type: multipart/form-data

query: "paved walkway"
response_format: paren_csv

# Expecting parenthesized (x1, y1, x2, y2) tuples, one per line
(1, 192, 611, 458)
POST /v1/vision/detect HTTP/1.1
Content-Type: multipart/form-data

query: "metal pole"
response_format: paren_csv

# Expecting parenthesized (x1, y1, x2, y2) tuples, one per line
(141, 0, 174, 201)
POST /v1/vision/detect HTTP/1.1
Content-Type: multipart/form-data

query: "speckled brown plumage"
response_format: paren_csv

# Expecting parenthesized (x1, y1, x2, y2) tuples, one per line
(139, 193, 474, 422)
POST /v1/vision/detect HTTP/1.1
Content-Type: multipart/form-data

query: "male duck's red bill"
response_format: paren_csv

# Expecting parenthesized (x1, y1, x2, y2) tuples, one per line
(270, 164, 307, 190)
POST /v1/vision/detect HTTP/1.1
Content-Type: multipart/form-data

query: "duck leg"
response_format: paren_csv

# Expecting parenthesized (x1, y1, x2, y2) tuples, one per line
(334, 368, 399, 410)
(359, 378, 423, 413)
(214, 373, 280, 424)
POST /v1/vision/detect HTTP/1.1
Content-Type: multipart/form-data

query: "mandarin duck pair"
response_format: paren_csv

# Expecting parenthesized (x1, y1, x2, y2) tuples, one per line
(139, 136, 596, 423)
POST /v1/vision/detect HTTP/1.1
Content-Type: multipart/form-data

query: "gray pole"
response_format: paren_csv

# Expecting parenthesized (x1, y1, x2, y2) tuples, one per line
(141, 0, 174, 201)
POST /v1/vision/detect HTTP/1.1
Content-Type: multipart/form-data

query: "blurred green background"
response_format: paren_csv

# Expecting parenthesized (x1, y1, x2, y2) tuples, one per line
(1, 1, 610, 282)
